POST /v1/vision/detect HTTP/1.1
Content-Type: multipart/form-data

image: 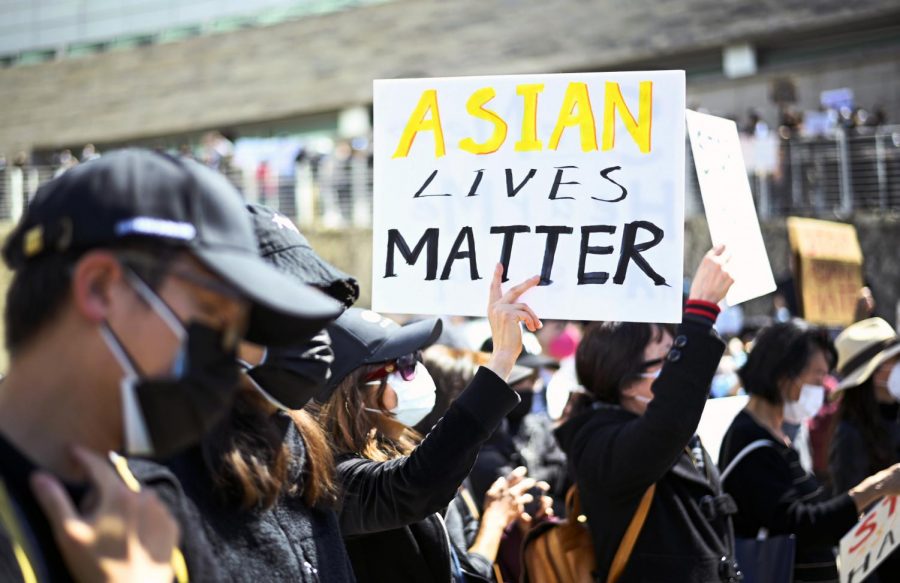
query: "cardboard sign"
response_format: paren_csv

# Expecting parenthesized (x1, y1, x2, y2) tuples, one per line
(686, 110, 776, 306)
(372, 71, 686, 321)
(839, 496, 900, 583)
(787, 217, 863, 327)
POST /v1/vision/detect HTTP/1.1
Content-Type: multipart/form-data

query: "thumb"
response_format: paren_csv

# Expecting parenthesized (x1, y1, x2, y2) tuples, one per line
(31, 471, 81, 535)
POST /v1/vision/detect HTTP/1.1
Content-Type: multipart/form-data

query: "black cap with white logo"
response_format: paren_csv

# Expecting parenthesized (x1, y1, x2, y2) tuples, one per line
(2, 149, 343, 345)
(318, 308, 442, 402)
(247, 203, 359, 308)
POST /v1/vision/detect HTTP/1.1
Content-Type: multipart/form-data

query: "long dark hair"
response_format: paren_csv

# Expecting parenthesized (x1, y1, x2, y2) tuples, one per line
(201, 388, 337, 511)
(837, 378, 894, 472)
(317, 366, 421, 462)
(575, 321, 674, 404)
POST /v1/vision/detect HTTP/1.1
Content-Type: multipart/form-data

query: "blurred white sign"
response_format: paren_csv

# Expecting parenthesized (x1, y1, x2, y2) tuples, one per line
(686, 110, 776, 306)
(697, 395, 749, 463)
(372, 71, 686, 322)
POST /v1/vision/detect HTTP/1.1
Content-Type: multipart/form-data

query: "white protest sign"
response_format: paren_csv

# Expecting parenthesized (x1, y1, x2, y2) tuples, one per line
(839, 496, 900, 583)
(696, 395, 749, 463)
(372, 72, 686, 322)
(686, 110, 776, 306)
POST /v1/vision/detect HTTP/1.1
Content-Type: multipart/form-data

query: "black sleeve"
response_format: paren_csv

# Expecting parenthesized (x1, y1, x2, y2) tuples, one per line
(468, 446, 514, 509)
(579, 318, 725, 498)
(728, 447, 859, 547)
(337, 367, 520, 536)
(829, 422, 871, 495)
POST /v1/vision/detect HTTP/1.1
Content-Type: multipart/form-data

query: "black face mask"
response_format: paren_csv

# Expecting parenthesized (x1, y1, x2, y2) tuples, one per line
(245, 330, 334, 411)
(103, 269, 241, 459)
(133, 323, 240, 458)
(507, 390, 534, 424)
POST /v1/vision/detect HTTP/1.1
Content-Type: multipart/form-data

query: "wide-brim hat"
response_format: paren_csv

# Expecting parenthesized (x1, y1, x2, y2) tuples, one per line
(834, 317, 900, 391)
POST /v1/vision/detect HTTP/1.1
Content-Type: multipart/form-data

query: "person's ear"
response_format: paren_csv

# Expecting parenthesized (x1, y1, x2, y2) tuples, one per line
(71, 251, 125, 323)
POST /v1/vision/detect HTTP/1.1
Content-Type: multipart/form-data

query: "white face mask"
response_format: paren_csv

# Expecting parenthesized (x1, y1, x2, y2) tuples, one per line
(783, 384, 825, 425)
(386, 362, 436, 427)
(886, 364, 900, 401)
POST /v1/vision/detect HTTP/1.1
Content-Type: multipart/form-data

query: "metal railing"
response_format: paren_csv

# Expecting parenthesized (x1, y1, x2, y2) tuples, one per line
(3, 125, 899, 228)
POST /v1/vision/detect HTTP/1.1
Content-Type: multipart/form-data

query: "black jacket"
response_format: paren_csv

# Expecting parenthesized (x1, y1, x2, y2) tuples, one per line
(720, 410, 859, 582)
(555, 318, 738, 583)
(469, 414, 568, 512)
(337, 367, 519, 583)
(136, 419, 356, 583)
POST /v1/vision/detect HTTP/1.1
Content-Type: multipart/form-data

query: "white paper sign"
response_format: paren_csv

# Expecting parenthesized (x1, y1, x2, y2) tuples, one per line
(696, 395, 749, 463)
(373, 72, 686, 321)
(839, 496, 900, 583)
(686, 110, 776, 306)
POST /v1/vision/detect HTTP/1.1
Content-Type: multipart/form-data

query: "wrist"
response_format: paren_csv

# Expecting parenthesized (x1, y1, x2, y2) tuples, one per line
(486, 350, 518, 381)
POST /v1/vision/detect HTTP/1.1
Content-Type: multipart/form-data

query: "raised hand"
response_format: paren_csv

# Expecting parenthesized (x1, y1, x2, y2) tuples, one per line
(486, 264, 542, 380)
(30, 446, 179, 583)
(689, 245, 734, 305)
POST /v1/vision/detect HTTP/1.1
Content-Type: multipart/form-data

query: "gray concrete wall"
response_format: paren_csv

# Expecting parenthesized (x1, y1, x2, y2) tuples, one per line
(2, 0, 899, 154)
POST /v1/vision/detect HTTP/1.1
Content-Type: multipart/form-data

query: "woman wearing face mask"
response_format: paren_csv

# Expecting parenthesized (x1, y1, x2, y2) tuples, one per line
(719, 320, 900, 583)
(130, 204, 359, 582)
(316, 265, 541, 583)
(554, 246, 740, 583)
(829, 318, 900, 582)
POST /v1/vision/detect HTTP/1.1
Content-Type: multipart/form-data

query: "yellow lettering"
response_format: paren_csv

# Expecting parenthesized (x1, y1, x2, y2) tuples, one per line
(514, 83, 544, 152)
(392, 89, 446, 158)
(459, 87, 508, 155)
(602, 81, 652, 154)
(548, 82, 598, 152)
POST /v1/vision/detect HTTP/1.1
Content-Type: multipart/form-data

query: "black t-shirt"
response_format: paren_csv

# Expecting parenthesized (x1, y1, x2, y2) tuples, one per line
(0, 430, 87, 583)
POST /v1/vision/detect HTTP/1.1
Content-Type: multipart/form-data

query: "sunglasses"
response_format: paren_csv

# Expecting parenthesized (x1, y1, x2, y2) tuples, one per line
(365, 351, 422, 383)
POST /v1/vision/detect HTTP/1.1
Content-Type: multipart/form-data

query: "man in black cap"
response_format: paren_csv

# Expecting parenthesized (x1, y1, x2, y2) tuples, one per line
(0, 150, 342, 582)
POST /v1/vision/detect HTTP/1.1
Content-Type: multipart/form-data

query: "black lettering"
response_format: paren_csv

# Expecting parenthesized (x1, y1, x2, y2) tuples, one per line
(489, 225, 530, 282)
(413, 169, 450, 197)
(592, 166, 628, 203)
(505, 168, 537, 197)
(847, 552, 871, 583)
(440, 227, 481, 281)
(549, 166, 578, 200)
(578, 225, 616, 284)
(535, 226, 574, 285)
(467, 169, 485, 197)
(877, 530, 896, 560)
(612, 220, 668, 286)
(385, 228, 439, 280)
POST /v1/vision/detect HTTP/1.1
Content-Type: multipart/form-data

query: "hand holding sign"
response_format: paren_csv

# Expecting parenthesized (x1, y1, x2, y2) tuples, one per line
(849, 462, 900, 512)
(688, 245, 734, 304)
(485, 265, 542, 381)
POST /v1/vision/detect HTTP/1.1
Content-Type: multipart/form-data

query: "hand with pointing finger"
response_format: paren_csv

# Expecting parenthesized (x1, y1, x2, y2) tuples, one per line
(30, 446, 178, 583)
(485, 264, 542, 381)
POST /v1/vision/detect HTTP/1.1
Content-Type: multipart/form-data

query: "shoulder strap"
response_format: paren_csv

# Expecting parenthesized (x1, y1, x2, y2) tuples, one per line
(109, 453, 190, 583)
(606, 484, 656, 583)
(720, 439, 774, 482)
(0, 478, 39, 583)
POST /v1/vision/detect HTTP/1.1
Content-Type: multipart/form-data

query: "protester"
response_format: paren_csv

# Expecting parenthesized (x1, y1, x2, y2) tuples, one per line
(420, 346, 554, 582)
(829, 317, 900, 582)
(317, 265, 541, 583)
(0, 150, 343, 582)
(720, 320, 900, 582)
(132, 204, 356, 582)
(555, 246, 740, 583)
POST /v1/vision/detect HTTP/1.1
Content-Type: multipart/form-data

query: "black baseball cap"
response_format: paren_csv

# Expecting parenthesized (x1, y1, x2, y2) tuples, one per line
(247, 203, 359, 308)
(318, 308, 442, 402)
(2, 149, 343, 345)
